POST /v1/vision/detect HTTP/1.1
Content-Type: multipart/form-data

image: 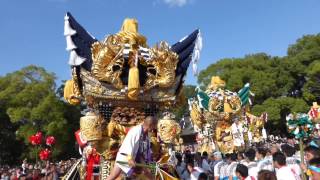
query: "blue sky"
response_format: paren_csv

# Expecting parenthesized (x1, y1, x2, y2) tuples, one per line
(0, 0, 319, 85)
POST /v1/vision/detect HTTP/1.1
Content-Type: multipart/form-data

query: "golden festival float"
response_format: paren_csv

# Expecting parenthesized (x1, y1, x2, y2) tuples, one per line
(189, 76, 267, 154)
(62, 12, 201, 179)
(309, 102, 320, 130)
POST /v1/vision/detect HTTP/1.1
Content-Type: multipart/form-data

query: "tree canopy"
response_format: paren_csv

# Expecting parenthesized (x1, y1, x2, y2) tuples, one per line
(0, 66, 81, 164)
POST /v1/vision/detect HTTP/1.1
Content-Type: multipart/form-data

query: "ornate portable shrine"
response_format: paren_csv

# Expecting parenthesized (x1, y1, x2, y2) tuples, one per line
(309, 102, 320, 126)
(190, 76, 242, 154)
(62, 12, 201, 179)
(190, 76, 267, 154)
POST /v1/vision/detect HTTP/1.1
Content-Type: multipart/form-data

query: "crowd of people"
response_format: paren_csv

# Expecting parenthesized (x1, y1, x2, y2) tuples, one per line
(174, 137, 320, 180)
(0, 158, 77, 180)
(2, 137, 320, 180)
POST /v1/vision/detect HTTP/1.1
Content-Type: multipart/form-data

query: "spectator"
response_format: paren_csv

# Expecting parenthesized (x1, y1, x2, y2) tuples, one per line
(257, 147, 273, 172)
(308, 158, 320, 180)
(198, 172, 208, 180)
(176, 153, 189, 180)
(244, 148, 258, 178)
(304, 146, 320, 162)
(214, 152, 227, 180)
(281, 144, 301, 177)
(187, 161, 204, 180)
(201, 151, 211, 174)
(257, 170, 277, 180)
(235, 164, 252, 180)
(272, 152, 298, 180)
(301, 145, 320, 173)
(227, 153, 239, 180)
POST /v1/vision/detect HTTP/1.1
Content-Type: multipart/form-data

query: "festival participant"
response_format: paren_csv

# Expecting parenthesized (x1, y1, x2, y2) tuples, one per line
(287, 135, 296, 148)
(308, 158, 320, 180)
(208, 153, 216, 177)
(235, 164, 254, 180)
(198, 172, 209, 180)
(244, 148, 258, 178)
(187, 161, 205, 180)
(272, 152, 299, 180)
(213, 152, 226, 180)
(257, 170, 277, 180)
(106, 116, 157, 180)
(300, 145, 320, 174)
(231, 119, 245, 149)
(210, 152, 221, 170)
(304, 146, 320, 162)
(270, 144, 280, 155)
(226, 153, 239, 180)
(237, 152, 246, 165)
(176, 153, 190, 180)
(256, 147, 273, 171)
(218, 154, 230, 180)
(21, 159, 28, 175)
(281, 144, 301, 176)
(195, 152, 202, 167)
(201, 151, 211, 173)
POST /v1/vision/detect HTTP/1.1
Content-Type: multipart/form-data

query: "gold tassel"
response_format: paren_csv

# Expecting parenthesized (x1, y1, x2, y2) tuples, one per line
(127, 66, 140, 100)
(63, 80, 80, 105)
(224, 102, 233, 113)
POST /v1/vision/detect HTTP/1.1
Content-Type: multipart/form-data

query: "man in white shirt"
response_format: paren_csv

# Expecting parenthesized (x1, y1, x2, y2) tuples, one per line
(107, 116, 157, 180)
(219, 154, 230, 180)
(231, 119, 245, 148)
(227, 153, 239, 180)
(281, 144, 301, 177)
(273, 152, 300, 180)
(256, 147, 273, 172)
(214, 153, 227, 180)
(244, 148, 258, 179)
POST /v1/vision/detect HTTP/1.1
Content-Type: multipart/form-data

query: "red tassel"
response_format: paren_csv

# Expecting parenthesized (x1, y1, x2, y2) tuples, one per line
(86, 154, 100, 180)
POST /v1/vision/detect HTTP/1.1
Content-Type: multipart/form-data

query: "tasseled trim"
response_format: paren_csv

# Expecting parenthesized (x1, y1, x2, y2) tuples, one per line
(66, 36, 77, 51)
(69, 50, 86, 66)
(64, 15, 76, 36)
(191, 30, 202, 76)
(64, 13, 86, 66)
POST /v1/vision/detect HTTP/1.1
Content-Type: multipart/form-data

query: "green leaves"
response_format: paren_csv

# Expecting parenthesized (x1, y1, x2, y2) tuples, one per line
(0, 65, 80, 162)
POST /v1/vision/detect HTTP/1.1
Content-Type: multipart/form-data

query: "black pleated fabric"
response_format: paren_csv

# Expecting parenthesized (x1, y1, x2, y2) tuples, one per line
(66, 12, 98, 71)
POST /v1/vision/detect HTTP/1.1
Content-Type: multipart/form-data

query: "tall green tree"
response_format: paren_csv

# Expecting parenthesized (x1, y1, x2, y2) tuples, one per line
(287, 34, 320, 103)
(0, 66, 80, 162)
(0, 108, 24, 165)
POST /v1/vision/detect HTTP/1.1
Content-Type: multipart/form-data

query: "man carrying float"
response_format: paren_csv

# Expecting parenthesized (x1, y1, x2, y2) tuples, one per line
(107, 116, 157, 180)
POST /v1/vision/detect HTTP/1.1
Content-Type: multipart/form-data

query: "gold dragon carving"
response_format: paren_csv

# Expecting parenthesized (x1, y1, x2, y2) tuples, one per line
(90, 18, 179, 97)
(142, 41, 179, 91)
(91, 35, 124, 89)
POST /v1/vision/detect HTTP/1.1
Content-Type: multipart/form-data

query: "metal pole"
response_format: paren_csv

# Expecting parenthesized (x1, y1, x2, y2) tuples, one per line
(299, 138, 306, 180)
